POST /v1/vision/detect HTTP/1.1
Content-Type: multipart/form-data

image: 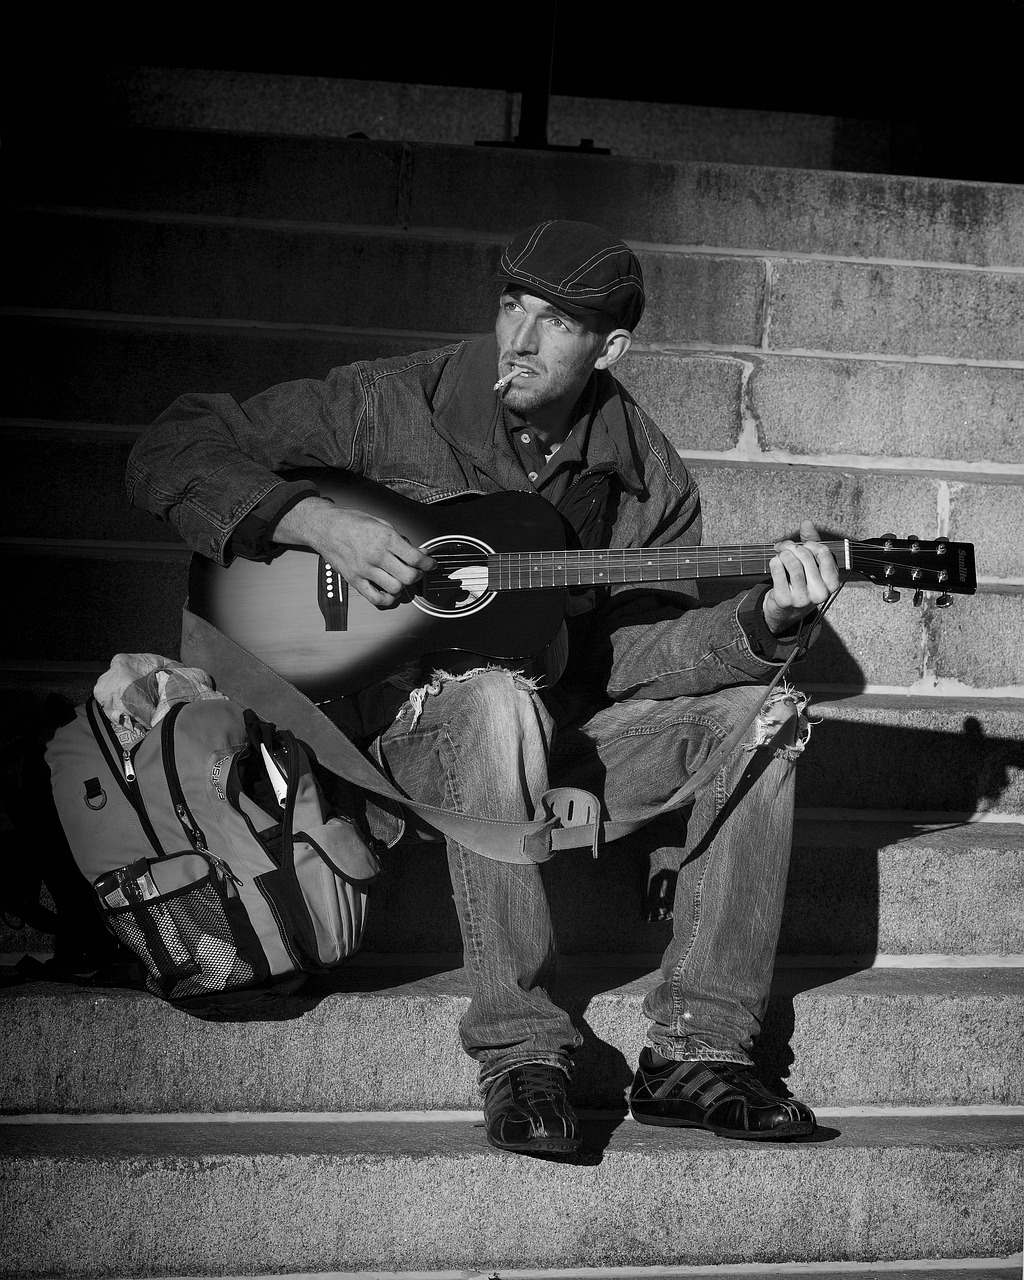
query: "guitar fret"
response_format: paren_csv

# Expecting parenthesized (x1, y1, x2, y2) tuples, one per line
(493, 546, 782, 587)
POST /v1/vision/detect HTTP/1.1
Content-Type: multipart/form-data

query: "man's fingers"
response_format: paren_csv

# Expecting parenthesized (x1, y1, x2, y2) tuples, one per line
(771, 544, 832, 606)
(356, 543, 437, 607)
(797, 523, 841, 594)
(773, 524, 840, 598)
(379, 531, 435, 574)
(380, 549, 431, 587)
(764, 518, 841, 634)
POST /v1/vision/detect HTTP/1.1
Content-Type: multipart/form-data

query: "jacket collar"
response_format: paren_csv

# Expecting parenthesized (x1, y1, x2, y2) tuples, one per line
(431, 335, 645, 495)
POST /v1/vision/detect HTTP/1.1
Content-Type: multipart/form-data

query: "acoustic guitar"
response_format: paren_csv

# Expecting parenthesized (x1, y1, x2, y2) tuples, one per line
(188, 470, 977, 700)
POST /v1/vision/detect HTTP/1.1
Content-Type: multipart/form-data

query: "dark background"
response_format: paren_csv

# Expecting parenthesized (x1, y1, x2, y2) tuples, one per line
(130, 0, 1023, 184)
(2, 1, 1021, 183)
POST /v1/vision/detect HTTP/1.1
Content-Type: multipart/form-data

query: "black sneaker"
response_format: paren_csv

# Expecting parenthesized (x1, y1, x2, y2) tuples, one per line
(483, 1063, 581, 1156)
(629, 1050, 816, 1140)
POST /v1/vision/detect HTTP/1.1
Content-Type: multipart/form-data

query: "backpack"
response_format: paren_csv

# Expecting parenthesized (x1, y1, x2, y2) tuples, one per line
(44, 694, 381, 1006)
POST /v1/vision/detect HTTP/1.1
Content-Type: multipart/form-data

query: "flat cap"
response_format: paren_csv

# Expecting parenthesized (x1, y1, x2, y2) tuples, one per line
(496, 219, 645, 331)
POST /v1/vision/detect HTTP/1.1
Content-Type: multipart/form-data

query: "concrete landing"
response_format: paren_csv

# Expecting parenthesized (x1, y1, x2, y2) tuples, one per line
(1, 1114, 1021, 1276)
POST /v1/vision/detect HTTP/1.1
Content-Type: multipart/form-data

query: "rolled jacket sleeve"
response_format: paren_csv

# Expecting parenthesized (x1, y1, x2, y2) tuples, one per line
(225, 482, 322, 562)
(126, 366, 368, 564)
(569, 582, 796, 702)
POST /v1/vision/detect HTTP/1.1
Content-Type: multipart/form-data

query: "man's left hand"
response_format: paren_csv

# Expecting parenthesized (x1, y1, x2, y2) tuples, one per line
(763, 519, 841, 635)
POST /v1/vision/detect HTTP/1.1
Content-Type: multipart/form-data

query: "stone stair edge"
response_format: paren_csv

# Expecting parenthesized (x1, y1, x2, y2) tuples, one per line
(10, 432, 1024, 512)
(6, 958, 1022, 997)
(11, 214, 1021, 363)
(10, 412, 1024, 485)
(15, 204, 1024, 275)
(3, 673, 1023, 727)
(4, 1109, 1022, 1138)
(10, 118, 1024, 191)
(1, 1113, 1021, 1276)
(3, 671, 1023, 731)
(1, 1263, 1016, 1280)
(6, 124, 1023, 268)
(2, 964, 1021, 1112)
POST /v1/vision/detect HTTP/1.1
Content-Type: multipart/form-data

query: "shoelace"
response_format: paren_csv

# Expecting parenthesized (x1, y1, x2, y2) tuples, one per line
(507, 1064, 568, 1103)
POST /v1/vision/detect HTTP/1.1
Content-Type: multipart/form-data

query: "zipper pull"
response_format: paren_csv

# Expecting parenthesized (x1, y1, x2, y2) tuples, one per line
(175, 803, 210, 854)
(122, 750, 136, 783)
(207, 849, 242, 889)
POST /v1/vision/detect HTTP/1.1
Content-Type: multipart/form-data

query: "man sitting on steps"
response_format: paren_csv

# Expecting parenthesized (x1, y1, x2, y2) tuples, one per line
(127, 218, 840, 1157)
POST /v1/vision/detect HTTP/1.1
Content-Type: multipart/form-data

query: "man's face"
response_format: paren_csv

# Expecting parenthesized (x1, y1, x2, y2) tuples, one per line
(494, 289, 609, 415)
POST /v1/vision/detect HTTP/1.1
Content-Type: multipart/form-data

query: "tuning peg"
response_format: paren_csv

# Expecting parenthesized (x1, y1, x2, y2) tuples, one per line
(936, 593, 953, 608)
(912, 589, 924, 606)
(882, 585, 901, 603)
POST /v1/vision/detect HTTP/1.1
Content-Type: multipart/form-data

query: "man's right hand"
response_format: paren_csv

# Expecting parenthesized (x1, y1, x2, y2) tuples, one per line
(273, 496, 435, 608)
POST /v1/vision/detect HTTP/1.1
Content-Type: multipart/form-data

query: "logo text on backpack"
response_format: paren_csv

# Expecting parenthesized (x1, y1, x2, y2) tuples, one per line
(210, 753, 233, 801)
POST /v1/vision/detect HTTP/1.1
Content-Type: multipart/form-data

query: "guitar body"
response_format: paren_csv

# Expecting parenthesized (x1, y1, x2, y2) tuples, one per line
(188, 472, 570, 700)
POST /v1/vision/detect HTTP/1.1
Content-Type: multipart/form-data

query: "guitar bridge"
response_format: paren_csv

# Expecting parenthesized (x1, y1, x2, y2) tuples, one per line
(317, 557, 347, 631)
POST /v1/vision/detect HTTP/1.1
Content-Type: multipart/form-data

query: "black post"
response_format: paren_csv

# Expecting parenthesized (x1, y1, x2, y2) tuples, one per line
(475, 0, 609, 152)
(514, 4, 557, 147)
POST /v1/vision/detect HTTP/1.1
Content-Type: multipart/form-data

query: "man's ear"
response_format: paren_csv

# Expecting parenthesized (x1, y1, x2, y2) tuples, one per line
(594, 329, 632, 370)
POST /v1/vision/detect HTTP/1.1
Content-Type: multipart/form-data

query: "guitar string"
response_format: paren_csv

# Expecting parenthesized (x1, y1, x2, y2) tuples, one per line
(426, 551, 954, 569)
(425, 541, 955, 564)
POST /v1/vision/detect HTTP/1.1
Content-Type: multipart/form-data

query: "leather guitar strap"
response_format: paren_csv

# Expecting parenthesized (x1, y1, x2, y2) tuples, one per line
(181, 602, 824, 866)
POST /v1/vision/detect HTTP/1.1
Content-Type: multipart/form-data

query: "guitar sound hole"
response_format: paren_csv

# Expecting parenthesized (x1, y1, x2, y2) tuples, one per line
(417, 536, 494, 618)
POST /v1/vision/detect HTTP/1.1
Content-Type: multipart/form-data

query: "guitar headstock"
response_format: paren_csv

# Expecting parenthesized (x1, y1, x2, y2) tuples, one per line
(850, 535, 976, 606)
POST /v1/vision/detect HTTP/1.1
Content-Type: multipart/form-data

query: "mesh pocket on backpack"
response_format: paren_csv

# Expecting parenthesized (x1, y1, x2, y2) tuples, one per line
(99, 865, 258, 1000)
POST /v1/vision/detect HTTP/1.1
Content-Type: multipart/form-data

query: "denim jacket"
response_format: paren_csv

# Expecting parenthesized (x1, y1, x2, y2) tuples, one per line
(127, 335, 799, 705)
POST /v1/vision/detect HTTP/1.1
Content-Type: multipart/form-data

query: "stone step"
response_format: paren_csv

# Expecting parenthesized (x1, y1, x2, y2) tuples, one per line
(319, 821, 1024, 961)
(8, 209, 1022, 361)
(4, 818, 1021, 961)
(7, 125, 1022, 266)
(2, 965, 1021, 1113)
(803, 695, 1024, 814)
(1, 1113, 1021, 1274)
(7, 315, 1022, 466)
(2, 314, 432, 428)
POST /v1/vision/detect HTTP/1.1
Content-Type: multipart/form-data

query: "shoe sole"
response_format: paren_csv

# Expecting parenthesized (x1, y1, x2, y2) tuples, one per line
(630, 1110, 815, 1141)
(486, 1135, 582, 1155)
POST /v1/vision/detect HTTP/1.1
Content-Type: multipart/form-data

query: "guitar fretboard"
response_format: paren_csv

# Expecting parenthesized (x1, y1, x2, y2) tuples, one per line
(483, 541, 850, 589)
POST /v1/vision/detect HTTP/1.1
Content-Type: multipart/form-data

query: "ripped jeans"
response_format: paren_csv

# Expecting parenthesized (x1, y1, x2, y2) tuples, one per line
(374, 669, 808, 1088)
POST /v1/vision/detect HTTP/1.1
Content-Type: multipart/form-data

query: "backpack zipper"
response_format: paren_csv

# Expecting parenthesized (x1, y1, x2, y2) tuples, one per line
(86, 698, 164, 858)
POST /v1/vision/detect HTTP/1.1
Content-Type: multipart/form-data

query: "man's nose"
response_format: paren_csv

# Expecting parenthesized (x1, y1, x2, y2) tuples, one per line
(512, 317, 539, 353)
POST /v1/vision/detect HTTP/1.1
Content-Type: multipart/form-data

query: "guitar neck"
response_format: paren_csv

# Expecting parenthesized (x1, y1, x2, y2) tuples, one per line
(484, 541, 849, 589)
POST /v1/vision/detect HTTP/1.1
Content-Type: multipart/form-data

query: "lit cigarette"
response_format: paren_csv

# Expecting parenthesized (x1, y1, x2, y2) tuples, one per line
(493, 369, 527, 392)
